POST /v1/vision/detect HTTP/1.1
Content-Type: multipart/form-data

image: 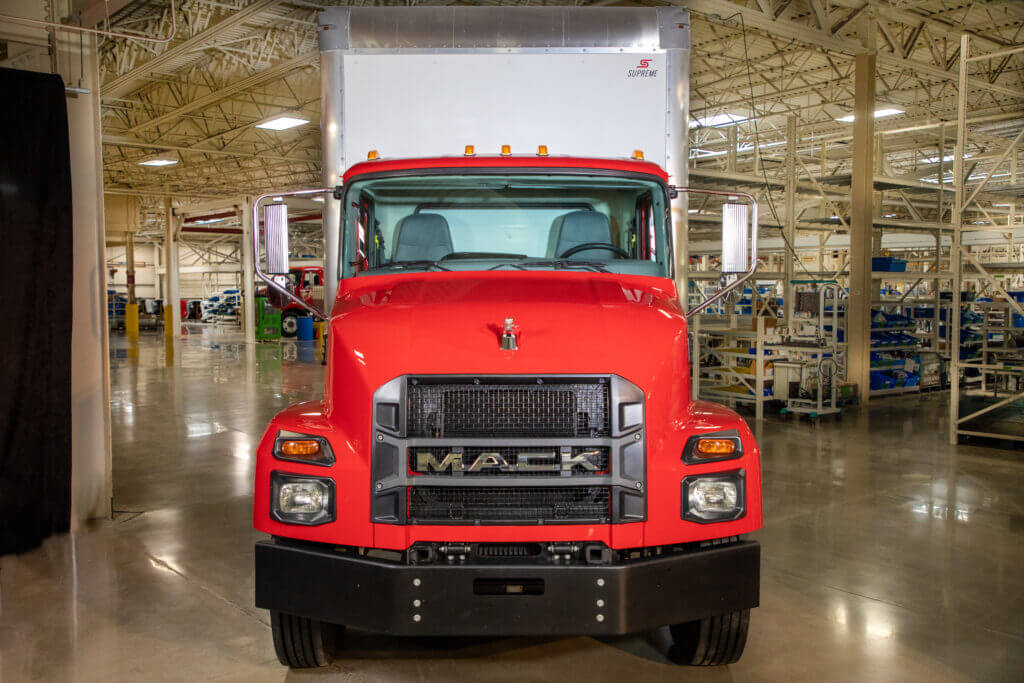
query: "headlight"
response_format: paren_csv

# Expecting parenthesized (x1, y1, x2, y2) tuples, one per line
(682, 429, 743, 464)
(270, 471, 335, 525)
(273, 430, 335, 466)
(681, 470, 745, 523)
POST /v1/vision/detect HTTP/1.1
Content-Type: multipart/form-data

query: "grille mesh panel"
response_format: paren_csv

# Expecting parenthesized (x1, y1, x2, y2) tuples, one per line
(407, 380, 610, 438)
(409, 446, 610, 476)
(408, 486, 610, 523)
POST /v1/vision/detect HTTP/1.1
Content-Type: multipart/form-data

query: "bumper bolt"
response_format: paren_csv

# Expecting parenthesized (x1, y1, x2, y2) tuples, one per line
(634, 481, 642, 490)
(376, 482, 383, 490)
(376, 433, 384, 442)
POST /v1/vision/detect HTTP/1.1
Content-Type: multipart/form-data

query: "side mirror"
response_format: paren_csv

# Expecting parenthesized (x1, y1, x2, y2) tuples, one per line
(672, 188, 759, 317)
(721, 203, 749, 274)
(264, 203, 290, 275)
(252, 189, 331, 320)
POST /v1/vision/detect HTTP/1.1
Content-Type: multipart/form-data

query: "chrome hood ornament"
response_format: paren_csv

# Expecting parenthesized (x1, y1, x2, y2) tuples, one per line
(500, 317, 518, 350)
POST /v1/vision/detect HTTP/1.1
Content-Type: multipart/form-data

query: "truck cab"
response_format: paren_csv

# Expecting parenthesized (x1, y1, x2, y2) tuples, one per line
(251, 6, 761, 669)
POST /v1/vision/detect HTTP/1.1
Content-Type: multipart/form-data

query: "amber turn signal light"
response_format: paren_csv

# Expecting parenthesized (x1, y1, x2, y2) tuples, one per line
(280, 440, 321, 458)
(694, 438, 737, 457)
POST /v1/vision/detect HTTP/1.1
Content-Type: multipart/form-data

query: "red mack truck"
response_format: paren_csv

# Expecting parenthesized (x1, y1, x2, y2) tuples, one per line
(251, 6, 762, 669)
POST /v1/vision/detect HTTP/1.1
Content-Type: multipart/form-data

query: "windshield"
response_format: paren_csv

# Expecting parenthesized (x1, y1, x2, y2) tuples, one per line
(340, 173, 671, 278)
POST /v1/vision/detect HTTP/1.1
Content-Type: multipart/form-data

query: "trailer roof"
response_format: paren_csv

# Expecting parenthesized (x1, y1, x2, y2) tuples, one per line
(342, 155, 670, 183)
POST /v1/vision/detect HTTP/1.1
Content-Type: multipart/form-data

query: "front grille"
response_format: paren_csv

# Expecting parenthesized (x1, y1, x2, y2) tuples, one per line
(409, 446, 610, 476)
(407, 379, 610, 438)
(407, 486, 611, 523)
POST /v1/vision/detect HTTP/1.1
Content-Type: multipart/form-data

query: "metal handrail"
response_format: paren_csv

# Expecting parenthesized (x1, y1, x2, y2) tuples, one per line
(680, 188, 760, 318)
(252, 189, 332, 320)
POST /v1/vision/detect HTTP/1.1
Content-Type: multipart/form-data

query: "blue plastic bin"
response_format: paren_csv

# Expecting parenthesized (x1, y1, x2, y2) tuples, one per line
(296, 316, 315, 341)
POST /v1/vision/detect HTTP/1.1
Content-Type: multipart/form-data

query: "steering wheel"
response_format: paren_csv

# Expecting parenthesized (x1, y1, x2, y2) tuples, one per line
(558, 243, 630, 259)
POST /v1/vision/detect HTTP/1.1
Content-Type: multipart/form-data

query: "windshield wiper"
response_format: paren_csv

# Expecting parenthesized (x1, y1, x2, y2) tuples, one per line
(510, 259, 611, 273)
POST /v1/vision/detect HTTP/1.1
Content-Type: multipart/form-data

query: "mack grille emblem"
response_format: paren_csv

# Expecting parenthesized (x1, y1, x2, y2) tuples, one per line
(415, 450, 602, 473)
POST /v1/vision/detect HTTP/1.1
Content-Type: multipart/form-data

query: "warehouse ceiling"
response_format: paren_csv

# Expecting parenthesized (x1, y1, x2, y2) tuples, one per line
(89, 0, 1024, 238)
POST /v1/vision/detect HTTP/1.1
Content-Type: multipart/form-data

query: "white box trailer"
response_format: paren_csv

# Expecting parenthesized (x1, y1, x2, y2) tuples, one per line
(315, 6, 692, 305)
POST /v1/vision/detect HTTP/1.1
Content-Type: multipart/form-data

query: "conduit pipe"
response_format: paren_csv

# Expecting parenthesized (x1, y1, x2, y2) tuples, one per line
(0, 0, 176, 44)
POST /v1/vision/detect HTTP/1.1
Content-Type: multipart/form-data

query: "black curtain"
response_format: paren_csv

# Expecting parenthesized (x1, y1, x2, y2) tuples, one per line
(0, 68, 74, 554)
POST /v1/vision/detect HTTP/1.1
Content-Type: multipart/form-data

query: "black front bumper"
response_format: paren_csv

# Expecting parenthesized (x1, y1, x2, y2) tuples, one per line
(255, 539, 760, 637)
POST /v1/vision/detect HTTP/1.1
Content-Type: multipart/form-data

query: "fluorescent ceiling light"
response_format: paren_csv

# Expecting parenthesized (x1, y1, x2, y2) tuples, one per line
(312, 196, 324, 202)
(138, 158, 177, 167)
(192, 218, 224, 225)
(690, 113, 748, 129)
(272, 196, 284, 202)
(920, 153, 971, 164)
(255, 116, 308, 131)
(835, 108, 904, 123)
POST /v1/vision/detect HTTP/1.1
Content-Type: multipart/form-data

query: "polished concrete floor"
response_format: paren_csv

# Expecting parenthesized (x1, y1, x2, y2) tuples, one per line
(2, 327, 1023, 681)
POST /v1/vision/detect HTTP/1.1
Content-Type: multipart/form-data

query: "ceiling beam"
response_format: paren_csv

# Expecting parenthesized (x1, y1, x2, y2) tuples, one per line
(101, 0, 280, 100)
(682, 0, 1024, 98)
(124, 50, 318, 135)
(102, 134, 311, 163)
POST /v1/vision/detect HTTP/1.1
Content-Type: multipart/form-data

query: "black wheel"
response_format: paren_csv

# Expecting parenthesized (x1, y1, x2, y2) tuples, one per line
(270, 611, 340, 668)
(669, 609, 749, 666)
(281, 311, 299, 338)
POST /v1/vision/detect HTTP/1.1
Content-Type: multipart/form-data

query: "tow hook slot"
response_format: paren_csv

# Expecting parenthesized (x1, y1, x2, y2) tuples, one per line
(474, 578, 544, 596)
(585, 544, 613, 565)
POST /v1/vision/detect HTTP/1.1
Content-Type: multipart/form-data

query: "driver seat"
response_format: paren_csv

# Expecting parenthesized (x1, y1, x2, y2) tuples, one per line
(547, 210, 614, 260)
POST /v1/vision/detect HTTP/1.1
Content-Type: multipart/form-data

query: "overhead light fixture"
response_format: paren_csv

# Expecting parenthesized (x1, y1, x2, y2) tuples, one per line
(272, 197, 284, 202)
(835, 108, 904, 123)
(690, 113, 749, 129)
(192, 218, 224, 225)
(138, 158, 178, 167)
(312, 196, 324, 202)
(256, 115, 309, 131)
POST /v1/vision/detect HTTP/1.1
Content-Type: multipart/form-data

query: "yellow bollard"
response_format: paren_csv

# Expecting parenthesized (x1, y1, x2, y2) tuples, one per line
(125, 303, 139, 339)
(164, 305, 174, 339)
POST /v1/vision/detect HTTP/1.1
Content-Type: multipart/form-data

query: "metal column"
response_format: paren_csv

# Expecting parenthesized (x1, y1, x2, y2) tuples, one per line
(847, 52, 876, 402)
(240, 198, 256, 344)
(783, 115, 797, 324)
(125, 231, 139, 338)
(949, 35, 969, 444)
(163, 196, 181, 337)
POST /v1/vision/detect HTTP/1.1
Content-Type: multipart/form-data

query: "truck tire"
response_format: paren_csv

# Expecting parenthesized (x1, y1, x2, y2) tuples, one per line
(669, 609, 749, 666)
(270, 610, 339, 668)
(281, 311, 299, 338)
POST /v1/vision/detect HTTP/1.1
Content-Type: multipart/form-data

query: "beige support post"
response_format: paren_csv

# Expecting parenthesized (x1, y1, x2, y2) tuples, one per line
(847, 52, 876, 403)
(240, 198, 256, 345)
(949, 34, 969, 444)
(784, 116, 797, 324)
(163, 196, 179, 341)
(125, 231, 139, 339)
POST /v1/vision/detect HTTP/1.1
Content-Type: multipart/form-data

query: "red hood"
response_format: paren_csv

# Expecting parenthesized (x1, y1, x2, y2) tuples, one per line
(324, 270, 689, 421)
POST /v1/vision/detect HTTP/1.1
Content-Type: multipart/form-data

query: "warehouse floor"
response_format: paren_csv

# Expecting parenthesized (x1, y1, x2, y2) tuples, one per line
(1, 331, 1022, 682)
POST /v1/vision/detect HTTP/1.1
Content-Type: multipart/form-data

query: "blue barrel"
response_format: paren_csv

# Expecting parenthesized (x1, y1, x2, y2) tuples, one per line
(296, 316, 315, 341)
